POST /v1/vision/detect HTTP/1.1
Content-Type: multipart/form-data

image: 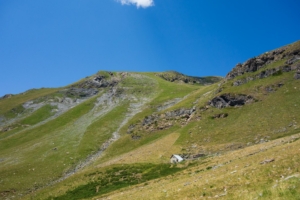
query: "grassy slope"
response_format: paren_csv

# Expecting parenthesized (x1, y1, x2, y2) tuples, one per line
(0, 72, 202, 198)
(0, 96, 97, 192)
(19, 73, 206, 199)
(96, 133, 300, 200)
(1, 62, 299, 200)
(0, 88, 58, 118)
(0, 104, 57, 140)
(34, 70, 300, 199)
(96, 73, 202, 164)
(174, 71, 300, 155)
(0, 95, 131, 194)
(70, 74, 300, 198)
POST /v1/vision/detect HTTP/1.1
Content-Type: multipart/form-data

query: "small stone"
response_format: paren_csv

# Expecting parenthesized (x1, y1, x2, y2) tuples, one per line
(184, 182, 190, 186)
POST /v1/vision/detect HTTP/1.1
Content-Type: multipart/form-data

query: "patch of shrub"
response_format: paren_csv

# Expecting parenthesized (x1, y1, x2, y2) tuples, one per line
(50, 163, 183, 200)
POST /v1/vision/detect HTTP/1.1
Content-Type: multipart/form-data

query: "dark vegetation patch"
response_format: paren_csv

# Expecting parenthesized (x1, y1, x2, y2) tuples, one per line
(58, 88, 99, 98)
(0, 104, 57, 135)
(48, 163, 183, 200)
(4, 104, 26, 119)
(211, 113, 228, 119)
(264, 83, 284, 93)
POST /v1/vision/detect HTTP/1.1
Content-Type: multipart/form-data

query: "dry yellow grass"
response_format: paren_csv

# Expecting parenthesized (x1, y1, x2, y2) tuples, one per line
(93, 133, 300, 200)
(97, 132, 181, 167)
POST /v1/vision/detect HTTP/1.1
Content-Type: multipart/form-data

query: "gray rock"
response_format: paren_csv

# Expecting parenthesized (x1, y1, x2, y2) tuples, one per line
(60, 88, 99, 98)
(294, 72, 300, 79)
(131, 135, 141, 140)
(286, 56, 300, 65)
(209, 93, 255, 108)
(193, 154, 206, 158)
(128, 107, 196, 135)
(225, 47, 287, 80)
(1, 94, 13, 99)
(264, 83, 284, 93)
(280, 65, 292, 72)
(233, 79, 245, 86)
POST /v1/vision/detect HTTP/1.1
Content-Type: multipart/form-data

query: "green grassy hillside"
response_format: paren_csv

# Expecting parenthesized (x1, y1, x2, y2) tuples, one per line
(0, 41, 299, 200)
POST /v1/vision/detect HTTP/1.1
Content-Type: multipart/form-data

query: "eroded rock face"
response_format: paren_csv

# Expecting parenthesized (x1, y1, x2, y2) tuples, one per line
(74, 73, 122, 89)
(264, 83, 284, 93)
(127, 107, 196, 137)
(294, 64, 300, 79)
(92, 75, 119, 88)
(157, 71, 222, 85)
(208, 93, 255, 108)
(232, 64, 295, 86)
(59, 88, 99, 98)
(226, 48, 287, 80)
(1, 94, 13, 99)
(226, 43, 300, 81)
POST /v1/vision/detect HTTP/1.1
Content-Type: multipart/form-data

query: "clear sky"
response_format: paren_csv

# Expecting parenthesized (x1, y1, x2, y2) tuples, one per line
(1, 0, 300, 96)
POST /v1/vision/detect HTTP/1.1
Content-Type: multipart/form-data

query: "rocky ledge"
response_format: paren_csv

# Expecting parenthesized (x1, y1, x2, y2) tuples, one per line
(72, 72, 126, 89)
(127, 107, 196, 139)
(226, 41, 300, 81)
(208, 93, 255, 109)
(1, 94, 14, 99)
(157, 71, 222, 85)
(233, 64, 300, 86)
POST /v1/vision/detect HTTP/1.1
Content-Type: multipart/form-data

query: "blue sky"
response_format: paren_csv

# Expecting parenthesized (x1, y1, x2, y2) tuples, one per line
(1, 0, 300, 96)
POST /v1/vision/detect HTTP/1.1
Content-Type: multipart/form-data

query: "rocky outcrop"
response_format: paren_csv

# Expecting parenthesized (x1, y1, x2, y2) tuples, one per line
(73, 72, 124, 89)
(226, 48, 287, 80)
(127, 107, 196, 137)
(91, 75, 119, 88)
(1, 94, 13, 99)
(226, 42, 300, 81)
(295, 72, 300, 79)
(294, 64, 300, 79)
(55, 72, 125, 101)
(232, 64, 300, 86)
(208, 93, 255, 108)
(157, 71, 222, 85)
(264, 83, 284, 93)
(58, 88, 98, 98)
